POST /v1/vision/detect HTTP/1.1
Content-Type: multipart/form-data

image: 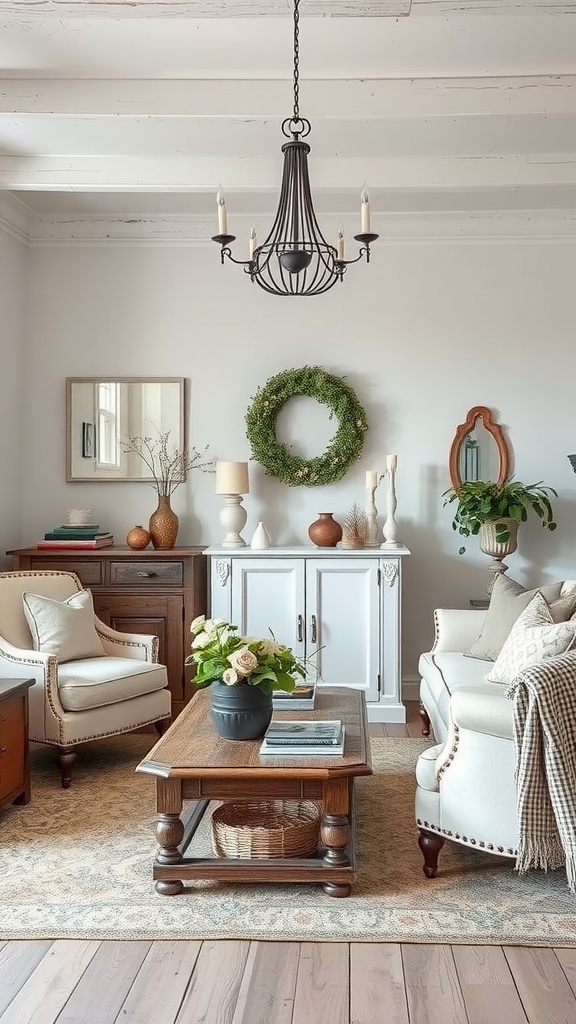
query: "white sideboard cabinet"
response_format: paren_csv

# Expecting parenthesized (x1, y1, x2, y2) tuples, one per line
(207, 545, 410, 722)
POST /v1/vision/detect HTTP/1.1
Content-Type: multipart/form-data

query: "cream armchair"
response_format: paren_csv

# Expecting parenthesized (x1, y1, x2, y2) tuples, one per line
(0, 570, 171, 787)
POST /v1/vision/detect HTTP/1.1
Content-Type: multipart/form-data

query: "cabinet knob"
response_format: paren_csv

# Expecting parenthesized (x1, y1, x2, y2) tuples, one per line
(311, 615, 317, 644)
(137, 571, 157, 578)
(0, 746, 7, 755)
(297, 615, 303, 642)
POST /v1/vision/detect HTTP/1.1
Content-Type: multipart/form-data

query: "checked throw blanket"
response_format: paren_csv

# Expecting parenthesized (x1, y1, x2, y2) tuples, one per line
(506, 651, 576, 893)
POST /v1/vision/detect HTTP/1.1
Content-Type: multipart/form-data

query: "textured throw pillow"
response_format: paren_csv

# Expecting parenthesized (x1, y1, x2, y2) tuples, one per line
(22, 589, 105, 662)
(466, 574, 576, 662)
(485, 592, 576, 685)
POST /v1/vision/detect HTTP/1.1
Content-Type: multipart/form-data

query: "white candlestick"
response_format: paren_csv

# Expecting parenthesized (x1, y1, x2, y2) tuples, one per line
(337, 223, 345, 260)
(217, 185, 228, 235)
(215, 461, 249, 495)
(249, 224, 257, 258)
(361, 182, 370, 233)
(381, 463, 400, 546)
(364, 487, 379, 547)
(386, 453, 397, 472)
(365, 470, 378, 489)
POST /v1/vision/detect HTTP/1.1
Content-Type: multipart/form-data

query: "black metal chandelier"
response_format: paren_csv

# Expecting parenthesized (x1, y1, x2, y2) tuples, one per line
(211, 0, 378, 297)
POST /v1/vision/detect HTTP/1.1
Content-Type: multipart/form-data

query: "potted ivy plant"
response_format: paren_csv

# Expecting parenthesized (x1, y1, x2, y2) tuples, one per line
(442, 478, 557, 554)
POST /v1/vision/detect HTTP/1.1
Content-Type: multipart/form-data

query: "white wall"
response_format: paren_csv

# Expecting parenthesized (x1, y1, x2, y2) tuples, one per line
(10, 235, 576, 682)
(0, 227, 26, 555)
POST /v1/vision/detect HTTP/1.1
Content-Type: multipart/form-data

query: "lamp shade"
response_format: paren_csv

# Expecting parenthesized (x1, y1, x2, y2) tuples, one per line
(215, 461, 249, 495)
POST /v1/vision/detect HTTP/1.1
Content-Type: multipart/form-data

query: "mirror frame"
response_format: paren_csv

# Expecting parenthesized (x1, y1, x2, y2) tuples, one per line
(66, 376, 185, 482)
(449, 405, 509, 491)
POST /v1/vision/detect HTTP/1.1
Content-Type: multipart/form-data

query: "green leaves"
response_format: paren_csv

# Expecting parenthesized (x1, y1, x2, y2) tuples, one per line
(442, 478, 558, 553)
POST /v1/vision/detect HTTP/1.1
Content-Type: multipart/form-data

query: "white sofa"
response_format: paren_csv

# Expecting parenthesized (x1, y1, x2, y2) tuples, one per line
(415, 576, 576, 878)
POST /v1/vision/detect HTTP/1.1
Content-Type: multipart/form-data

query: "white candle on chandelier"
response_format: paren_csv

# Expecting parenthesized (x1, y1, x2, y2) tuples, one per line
(361, 182, 371, 234)
(337, 223, 345, 260)
(249, 224, 257, 258)
(217, 185, 228, 235)
(387, 454, 397, 472)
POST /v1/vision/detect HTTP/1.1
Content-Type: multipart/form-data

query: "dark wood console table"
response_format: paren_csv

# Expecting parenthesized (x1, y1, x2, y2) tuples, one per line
(0, 678, 34, 809)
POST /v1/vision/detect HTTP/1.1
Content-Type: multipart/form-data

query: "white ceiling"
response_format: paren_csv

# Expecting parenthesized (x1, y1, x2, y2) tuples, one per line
(1, 0, 576, 227)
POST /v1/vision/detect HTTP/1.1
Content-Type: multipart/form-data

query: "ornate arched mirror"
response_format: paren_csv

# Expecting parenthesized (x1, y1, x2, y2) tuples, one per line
(449, 406, 510, 491)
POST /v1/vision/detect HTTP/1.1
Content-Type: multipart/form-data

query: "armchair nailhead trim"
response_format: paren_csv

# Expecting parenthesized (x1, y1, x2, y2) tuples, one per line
(416, 819, 516, 857)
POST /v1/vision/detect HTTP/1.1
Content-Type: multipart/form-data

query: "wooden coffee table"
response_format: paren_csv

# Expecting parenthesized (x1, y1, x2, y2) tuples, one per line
(137, 686, 372, 898)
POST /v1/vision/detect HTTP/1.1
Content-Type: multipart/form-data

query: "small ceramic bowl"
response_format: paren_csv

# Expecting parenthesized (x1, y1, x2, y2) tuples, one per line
(66, 508, 93, 526)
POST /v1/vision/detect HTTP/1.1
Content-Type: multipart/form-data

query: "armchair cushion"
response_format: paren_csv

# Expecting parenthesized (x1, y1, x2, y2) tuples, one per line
(485, 593, 576, 685)
(22, 588, 105, 662)
(57, 657, 169, 712)
(466, 574, 576, 662)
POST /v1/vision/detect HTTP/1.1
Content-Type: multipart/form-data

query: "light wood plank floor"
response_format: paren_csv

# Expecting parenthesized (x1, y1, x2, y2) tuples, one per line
(2, 704, 576, 1024)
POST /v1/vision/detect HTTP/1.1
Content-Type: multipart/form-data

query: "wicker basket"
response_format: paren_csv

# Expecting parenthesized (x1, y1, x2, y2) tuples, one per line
(211, 800, 320, 859)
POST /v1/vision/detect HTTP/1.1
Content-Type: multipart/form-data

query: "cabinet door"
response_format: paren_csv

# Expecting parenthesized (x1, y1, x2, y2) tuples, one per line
(94, 594, 186, 712)
(306, 558, 380, 701)
(230, 559, 306, 660)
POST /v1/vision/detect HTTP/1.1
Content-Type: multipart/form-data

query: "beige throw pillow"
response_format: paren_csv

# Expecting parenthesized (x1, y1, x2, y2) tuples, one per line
(466, 574, 576, 662)
(22, 589, 105, 663)
(485, 592, 576, 685)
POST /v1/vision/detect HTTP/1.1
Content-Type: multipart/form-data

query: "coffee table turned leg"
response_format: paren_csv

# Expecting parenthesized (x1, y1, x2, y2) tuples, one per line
(155, 813, 184, 895)
(321, 813, 352, 897)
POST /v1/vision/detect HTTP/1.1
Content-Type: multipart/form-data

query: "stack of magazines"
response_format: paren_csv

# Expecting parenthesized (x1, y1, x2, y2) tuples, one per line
(259, 719, 345, 757)
(272, 682, 316, 711)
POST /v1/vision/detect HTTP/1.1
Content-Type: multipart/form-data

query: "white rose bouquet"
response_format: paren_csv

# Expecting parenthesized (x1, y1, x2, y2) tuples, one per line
(185, 616, 307, 693)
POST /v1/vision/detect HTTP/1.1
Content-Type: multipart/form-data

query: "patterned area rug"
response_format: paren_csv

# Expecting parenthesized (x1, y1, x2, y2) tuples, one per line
(1, 735, 575, 944)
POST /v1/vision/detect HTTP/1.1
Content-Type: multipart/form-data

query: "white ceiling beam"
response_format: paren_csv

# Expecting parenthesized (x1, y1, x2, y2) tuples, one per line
(1, 154, 575, 190)
(0, 0, 410, 17)
(2, 76, 575, 119)
(3, 0, 570, 16)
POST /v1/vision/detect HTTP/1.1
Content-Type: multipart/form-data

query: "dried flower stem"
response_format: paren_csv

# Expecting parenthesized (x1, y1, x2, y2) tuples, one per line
(121, 430, 213, 497)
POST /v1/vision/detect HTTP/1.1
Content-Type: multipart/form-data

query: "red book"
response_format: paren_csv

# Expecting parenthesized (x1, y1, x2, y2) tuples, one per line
(36, 536, 114, 549)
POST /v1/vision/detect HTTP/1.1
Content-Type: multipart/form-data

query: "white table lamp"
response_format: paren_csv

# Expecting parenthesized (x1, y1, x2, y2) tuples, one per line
(215, 461, 249, 548)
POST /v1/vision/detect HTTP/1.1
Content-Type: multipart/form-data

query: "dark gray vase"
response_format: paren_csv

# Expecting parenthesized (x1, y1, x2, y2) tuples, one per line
(210, 682, 273, 740)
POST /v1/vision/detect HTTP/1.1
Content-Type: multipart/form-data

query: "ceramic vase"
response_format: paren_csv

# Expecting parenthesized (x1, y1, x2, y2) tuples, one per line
(126, 525, 151, 550)
(148, 495, 179, 550)
(210, 682, 273, 740)
(308, 512, 343, 548)
(250, 521, 271, 549)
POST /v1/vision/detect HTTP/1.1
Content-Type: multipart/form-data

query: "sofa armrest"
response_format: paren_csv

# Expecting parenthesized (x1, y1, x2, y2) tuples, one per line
(450, 688, 514, 741)
(95, 618, 159, 662)
(431, 608, 486, 654)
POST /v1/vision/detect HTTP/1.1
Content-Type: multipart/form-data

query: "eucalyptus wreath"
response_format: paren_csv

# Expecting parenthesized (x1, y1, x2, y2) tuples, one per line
(245, 366, 368, 487)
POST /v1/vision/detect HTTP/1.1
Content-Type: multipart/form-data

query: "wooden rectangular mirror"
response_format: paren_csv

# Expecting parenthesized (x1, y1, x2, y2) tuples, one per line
(66, 377, 185, 482)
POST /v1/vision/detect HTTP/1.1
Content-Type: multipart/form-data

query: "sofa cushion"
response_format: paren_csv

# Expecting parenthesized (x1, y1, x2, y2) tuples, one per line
(22, 589, 105, 663)
(419, 650, 503, 735)
(466, 574, 576, 662)
(57, 657, 168, 712)
(485, 593, 576, 685)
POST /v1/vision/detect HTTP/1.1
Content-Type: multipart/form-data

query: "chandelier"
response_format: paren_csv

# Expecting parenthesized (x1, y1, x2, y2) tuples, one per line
(211, 0, 378, 297)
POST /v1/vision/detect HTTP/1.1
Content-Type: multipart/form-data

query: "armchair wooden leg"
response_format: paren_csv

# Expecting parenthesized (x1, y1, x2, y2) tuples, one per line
(155, 718, 169, 737)
(57, 746, 77, 789)
(419, 701, 431, 737)
(418, 828, 445, 878)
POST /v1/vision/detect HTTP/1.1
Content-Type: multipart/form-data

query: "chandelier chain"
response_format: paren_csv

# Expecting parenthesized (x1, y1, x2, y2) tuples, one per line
(293, 0, 300, 121)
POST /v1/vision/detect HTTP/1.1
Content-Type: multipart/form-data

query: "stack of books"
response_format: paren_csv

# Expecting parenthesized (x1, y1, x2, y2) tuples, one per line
(37, 525, 114, 549)
(272, 682, 316, 711)
(259, 719, 345, 757)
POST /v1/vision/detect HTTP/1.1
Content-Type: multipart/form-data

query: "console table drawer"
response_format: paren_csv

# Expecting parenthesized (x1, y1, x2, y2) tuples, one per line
(28, 559, 103, 587)
(109, 561, 184, 588)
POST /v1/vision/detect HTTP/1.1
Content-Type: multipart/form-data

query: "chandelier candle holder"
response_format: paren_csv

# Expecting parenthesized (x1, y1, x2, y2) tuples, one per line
(381, 455, 400, 547)
(211, 0, 378, 297)
(364, 470, 381, 547)
(215, 461, 250, 548)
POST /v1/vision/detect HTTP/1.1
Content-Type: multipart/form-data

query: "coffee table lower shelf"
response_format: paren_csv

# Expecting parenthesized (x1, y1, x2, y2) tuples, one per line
(153, 795, 358, 898)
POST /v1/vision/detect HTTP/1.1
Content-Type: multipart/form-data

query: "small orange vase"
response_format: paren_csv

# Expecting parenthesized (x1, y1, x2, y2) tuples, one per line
(126, 525, 151, 550)
(308, 512, 343, 548)
(148, 495, 179, 550)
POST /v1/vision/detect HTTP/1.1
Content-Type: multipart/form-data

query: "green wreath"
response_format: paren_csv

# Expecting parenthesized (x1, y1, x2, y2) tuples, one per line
(245, 366, 368, 487)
